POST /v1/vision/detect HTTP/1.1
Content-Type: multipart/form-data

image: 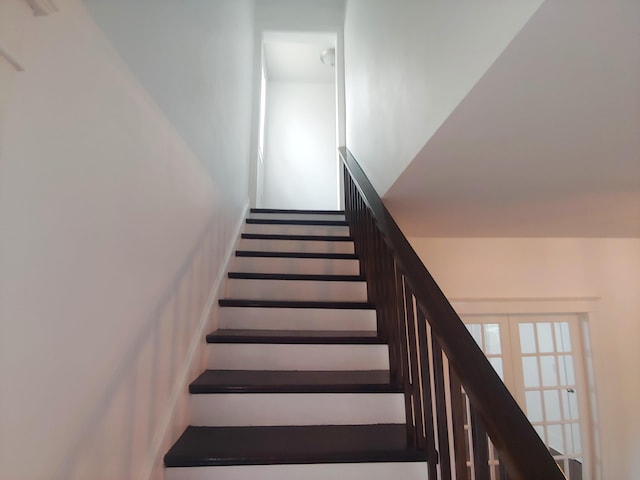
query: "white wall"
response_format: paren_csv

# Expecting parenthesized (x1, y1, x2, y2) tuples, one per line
(82, 0, 254, 205)
(0, 1, 253, 479)
(408, 237, 640, 480)
(343, 0, 544, 195)
(263, 82, 338, 209)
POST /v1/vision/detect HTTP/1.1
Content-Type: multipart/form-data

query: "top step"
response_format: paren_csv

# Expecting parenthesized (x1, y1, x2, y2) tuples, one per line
(247, 219, 347, 226)
(249, 209, 346, 222)
(251, 209, 345, 215)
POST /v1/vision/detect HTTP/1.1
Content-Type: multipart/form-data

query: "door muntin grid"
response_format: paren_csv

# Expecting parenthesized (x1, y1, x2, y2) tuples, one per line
(463, 321, 508, 480)
(516, 318, 585, 478)
(462, 314, 591, 480)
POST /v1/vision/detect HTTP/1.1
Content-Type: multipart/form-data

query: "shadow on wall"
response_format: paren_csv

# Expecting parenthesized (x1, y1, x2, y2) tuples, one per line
(53, 211, 237, 480)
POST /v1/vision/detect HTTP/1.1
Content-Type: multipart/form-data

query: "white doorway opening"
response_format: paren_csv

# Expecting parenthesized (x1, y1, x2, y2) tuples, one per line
(256, 31, 340, 210)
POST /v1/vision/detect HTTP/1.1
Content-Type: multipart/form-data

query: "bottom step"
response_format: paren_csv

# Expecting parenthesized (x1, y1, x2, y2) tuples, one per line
(165, 462, 429, 480)
(164, 424, 426, 467)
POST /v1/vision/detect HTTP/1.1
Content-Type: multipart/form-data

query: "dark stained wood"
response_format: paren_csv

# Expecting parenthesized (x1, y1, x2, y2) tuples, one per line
(189, 370, 401, 394)
(431, 336, 452, 480)
(470, 406, 491, 480)
(416, 310, 439, 480)
(205, 329, 382, 344)
(250, 208, 345, 215)
(384, 253, 401, 383)
(218, 299, 374, 309)
(498, 456, 511, 480)
(340, 147, 566, 480)
(227, 272, 365, 282)
(394, 271, 414, 445)
(449, 371, 470, 480)
(241, 233, 353, 241)
(404, 289, 427, 450)
(164, 424, 427, 467)
(246, 218, 348, 226)
(235, 250, 358, 259)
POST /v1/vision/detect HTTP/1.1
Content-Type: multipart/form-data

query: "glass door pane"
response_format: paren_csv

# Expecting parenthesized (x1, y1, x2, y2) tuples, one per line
(514, 316, 586, 480)
(462, 319, 509, 480)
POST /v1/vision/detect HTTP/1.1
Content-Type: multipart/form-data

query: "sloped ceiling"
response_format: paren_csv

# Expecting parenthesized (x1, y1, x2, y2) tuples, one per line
(345, 0, 545, 198)
(384, 0, 640, 237)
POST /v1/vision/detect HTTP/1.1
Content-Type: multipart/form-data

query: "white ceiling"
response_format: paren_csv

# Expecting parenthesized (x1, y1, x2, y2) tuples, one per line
(264, 32, 336, 83)
(384, 0, 640, 238)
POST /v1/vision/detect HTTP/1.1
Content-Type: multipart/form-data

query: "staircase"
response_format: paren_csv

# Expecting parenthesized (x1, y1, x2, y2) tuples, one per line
(164, 209, 428, 479)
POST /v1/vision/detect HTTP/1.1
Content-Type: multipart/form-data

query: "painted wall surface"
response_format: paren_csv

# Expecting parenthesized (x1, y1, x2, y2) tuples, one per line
(255, 0, 345, 34)
(343, 0, 544, 195)
(263, 82, 338, 210)
(0, 1, 253, 479)
(82, 0, 254, 206)
(408, 237, 640, 480)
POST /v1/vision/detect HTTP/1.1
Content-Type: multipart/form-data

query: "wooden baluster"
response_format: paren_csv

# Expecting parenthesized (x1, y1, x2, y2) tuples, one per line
(449, 370, 469, 480)
(431, 336, 452, 480)
(380, 244, 395, 348)
(498, 455, 510, 480)
(386, 257, 401, 384)
(403, 286, 426, 449)
(470, 405, 490, 480)
(371, 226, 382, 331)
(393, 269, 414, 441)
(416, 310, 439, 480)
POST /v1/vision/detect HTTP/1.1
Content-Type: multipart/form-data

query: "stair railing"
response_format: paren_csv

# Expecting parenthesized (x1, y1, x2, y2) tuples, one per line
(340, 147, 566, 480)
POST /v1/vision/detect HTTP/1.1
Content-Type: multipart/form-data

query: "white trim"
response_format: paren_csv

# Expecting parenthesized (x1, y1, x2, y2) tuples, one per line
(579, 313, 602, 480)
(451, 297, 600, 316)
(0, 47, 25, 72)
(24, 0, 57, 16)
(140, 201, 250, 480)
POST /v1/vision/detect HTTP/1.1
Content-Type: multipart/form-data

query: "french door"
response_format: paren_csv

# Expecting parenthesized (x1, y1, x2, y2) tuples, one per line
(462, 314, 592, 480)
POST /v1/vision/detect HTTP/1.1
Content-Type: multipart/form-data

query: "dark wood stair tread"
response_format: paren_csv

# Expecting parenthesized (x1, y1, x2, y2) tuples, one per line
(164, 424, 426, 467)
(242, 233, 353, 241)
(236, 250, 358, 259)
(219, 299, 374, 309)
(228, 272, 365, 281)
(250, 208, 345, 215)
(246, 218, 348, 226)
(190, 370, 400, 393)
(206, 329, 382, 344)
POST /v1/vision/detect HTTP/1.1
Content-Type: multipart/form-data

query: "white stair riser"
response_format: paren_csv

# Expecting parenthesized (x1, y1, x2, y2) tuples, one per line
(207, 344, 389, 371)
(225, 279, 367, 302)
(165, 462, 429, 480)
(189, 393, 405, 426)
(239, 238, 354, 254)
(249, 213, 346, 221)
(231, 256, 360, 275)
(244, 223, 350, 236)
(217, 307, 377, 331)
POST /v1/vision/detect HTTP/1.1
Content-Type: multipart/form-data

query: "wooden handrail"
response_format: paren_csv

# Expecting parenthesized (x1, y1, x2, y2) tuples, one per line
(340, 147, 566, 480)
